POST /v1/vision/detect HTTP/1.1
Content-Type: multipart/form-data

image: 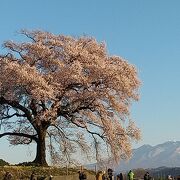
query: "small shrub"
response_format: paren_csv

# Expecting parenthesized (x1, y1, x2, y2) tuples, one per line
(0, 159, 9, 166)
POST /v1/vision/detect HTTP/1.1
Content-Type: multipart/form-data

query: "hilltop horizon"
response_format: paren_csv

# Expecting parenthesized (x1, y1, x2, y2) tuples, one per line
(116, 141, 180, 171)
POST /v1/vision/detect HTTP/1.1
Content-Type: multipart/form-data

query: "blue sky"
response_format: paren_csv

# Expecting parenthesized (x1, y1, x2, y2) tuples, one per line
(0, 0, 180, 164)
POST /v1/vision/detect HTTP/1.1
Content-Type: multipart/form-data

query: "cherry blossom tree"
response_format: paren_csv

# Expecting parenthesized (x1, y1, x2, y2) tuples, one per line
(0, 30, 141, 166)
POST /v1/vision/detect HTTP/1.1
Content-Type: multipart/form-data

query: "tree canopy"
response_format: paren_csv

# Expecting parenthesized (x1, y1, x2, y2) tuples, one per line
(0, 30, 141, 166)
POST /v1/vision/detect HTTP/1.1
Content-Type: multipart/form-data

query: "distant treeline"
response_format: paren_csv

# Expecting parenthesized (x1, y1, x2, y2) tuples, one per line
(149, 167, 180, 178)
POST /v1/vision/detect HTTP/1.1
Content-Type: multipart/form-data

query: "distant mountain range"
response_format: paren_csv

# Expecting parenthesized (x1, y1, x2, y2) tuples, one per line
(116, 141, 180, 171)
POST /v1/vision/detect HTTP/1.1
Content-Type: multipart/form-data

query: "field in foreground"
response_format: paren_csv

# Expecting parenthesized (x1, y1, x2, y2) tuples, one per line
(0, 166, 96, 180)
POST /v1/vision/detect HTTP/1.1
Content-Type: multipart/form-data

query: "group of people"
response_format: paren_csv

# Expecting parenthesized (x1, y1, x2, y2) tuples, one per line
(96, 169, 152, 180)
(79, 168, 114, 180)
(128, 170, 152, 180)
(127, 170, 152, 180)
(95, 169, 134, 180)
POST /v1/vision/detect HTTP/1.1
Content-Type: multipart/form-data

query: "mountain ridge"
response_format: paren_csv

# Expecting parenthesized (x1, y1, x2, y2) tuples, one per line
(116, 141, 180, 171)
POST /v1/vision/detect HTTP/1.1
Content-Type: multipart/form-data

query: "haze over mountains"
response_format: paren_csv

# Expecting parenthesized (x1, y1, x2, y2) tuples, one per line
(116, 141, 180, 171)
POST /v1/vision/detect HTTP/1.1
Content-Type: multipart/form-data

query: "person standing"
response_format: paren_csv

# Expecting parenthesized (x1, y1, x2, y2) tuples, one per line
(102, 171, 109, 180)
(167, 175, 173, 180)
(49, 175, 53, 180)
(108, 168, 113, 180)
(144, 172, 150, 180)
(96, 171, 103, 180)
(127, 170, 134, 180)
(117, 173, 123, 180)
(78, 170, 87, 180)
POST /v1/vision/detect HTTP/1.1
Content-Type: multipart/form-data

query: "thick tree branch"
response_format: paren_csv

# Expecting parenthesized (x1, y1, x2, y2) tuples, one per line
(0, 132, 38, 142)
(29, 99, 38, 116)
(1, 113, 26, 120)
(0, 97, 32, 122)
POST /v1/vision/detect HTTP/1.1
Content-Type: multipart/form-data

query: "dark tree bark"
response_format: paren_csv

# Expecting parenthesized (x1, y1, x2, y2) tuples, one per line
(33, 127, 48, 166)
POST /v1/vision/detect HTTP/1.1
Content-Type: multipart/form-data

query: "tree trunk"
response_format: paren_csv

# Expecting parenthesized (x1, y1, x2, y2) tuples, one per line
(33, 128, 48, 166)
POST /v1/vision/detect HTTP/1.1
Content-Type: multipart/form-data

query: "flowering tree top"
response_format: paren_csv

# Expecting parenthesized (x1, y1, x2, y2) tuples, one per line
(0, 30, 141, 166)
